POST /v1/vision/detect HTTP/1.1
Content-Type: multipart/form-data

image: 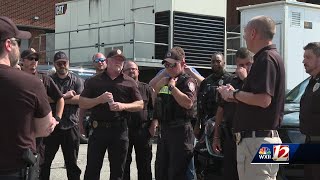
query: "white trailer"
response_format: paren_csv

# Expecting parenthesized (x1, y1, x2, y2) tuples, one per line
(238, 0, 320, 90)
(53, 0, 227, 69)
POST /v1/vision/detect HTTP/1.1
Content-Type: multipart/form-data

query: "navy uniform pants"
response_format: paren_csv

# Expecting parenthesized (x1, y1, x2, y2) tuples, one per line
(40, 126, 81, 180)
(84, 124, 129, 180)
(155, 122, 194, 180)
(222, 127, 239, 180)
(123, 125, 152, 180)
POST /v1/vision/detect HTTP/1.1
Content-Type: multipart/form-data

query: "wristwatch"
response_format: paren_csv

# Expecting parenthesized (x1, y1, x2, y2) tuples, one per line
(233, 89, 240, 101)
(54, 115, 61, 122)
(168, 85, 174, 91)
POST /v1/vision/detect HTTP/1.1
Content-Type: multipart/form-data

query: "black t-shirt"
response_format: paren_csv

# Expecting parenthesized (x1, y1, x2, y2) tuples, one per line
(81, 72, 142, 122)
(0, 65, 51, 171)
(37, 72, 63, 102)
(218, 74, 243, 128)
(129, 81, 153, 128)
(233, 45, 285, 132)
(300, 76, 320, 136)
(50, 72, 84, 129)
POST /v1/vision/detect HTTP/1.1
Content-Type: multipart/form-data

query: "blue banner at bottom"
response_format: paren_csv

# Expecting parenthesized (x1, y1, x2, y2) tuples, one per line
(252, 144, 320, 164)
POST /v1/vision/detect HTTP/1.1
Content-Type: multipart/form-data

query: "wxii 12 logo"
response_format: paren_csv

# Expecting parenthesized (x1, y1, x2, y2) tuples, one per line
(272, 145, 289, 162)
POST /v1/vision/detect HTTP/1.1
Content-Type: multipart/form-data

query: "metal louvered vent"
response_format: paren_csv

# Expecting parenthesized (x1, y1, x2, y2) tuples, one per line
(155, 11, 170, 60)
(173, 11, 225, 67)
(290, 11, 301, 27)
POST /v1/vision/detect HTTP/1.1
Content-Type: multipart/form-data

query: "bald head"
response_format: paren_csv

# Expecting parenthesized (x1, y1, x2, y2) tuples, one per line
(247, 16, 276, 40)
(92, 52, 106, 61)
(92, 52, 107, 74)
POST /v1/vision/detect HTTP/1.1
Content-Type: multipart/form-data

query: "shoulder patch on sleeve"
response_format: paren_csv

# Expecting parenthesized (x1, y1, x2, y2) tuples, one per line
(188, 81, 196, 92)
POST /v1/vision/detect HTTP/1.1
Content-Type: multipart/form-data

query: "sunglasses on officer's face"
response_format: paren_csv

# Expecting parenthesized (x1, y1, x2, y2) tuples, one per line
(164, 62, 178, 69)
(94, 58, 106, 63)
(55, 61, 67, 67)
(26, 57, 39, 61)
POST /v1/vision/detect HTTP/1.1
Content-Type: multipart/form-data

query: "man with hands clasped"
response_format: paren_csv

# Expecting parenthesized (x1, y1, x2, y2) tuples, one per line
(80, 49, 143, 180)
(217, 16, 285, 180)
(212, 47, 253, 180)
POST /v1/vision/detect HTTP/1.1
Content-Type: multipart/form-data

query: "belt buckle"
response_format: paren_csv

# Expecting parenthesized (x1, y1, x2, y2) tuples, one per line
(235, 132, 241, 145)
(92, 121, 98, 128)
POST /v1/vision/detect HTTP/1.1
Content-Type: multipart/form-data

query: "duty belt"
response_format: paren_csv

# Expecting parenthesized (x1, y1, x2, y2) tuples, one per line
(234, 130, 279, 145)
(92, 120, 125, 129)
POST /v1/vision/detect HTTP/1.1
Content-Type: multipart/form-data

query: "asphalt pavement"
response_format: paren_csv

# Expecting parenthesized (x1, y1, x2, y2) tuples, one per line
(49, 143, 157, 180)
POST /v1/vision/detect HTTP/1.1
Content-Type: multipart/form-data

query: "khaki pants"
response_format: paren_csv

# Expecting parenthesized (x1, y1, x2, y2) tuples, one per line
(237, 136, 282, 180)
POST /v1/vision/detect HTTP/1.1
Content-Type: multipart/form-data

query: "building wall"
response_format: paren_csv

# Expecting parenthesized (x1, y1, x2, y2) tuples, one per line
(0, 0, 69, 62)
(227, 0, 306, 31)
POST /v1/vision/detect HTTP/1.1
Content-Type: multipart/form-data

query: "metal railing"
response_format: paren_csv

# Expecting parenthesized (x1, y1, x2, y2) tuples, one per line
(31, 21, 170, 64)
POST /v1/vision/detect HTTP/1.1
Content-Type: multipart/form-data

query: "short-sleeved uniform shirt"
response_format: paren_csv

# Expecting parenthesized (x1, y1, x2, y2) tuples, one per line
(0, 65, 51, 171)
(37, 72, 63, 102)
(80, 72, 142, 122)
(197, 70, 232, 121)
(129, 81, 153, 128)
(233, 45, 285, 132)
(50, 72, 84, 129)
(153, 73, 197, 121)
(300, 76, 320, 136)
(218, 74, 244, 128)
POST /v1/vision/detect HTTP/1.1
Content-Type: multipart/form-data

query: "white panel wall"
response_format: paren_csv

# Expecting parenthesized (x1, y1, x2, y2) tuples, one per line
(174, 0, 226, 18)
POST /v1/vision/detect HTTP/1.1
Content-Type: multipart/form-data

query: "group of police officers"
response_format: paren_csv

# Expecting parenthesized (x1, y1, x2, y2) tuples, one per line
(1, 13, 320, 180)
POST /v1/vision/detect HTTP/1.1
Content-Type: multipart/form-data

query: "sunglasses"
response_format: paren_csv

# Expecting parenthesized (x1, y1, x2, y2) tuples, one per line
(94, 58, 106, 63)
(26, 57, 39, 61)
(4, 38, 21, 47)
(55, 61, 67, 67)
(164, 62, 178, 68)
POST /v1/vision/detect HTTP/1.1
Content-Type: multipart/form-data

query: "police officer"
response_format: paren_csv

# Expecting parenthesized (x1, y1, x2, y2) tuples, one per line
(153, 48, 197, 180)
(218, 16, 285, 180)
(212, 47, 253, 180)
(300, 42, 320, 180)
(0, 16, 58, 180)
(80, 49, 143, 180)
(123, 60, 156, 180)
(40, 51, 83, 180)
(195, 52, 232, 138)
(92, 52, 107, 74)
(20, 48, 65, 167)
(79, 52, 107, 138)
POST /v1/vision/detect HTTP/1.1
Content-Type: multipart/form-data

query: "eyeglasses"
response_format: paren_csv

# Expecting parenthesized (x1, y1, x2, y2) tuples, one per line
(55, 61, 67, 67)
(164, 62, 178, 68)
(94, 58, 106, 63)
(25, 57, 39, 61)
(123, 68, 138, 72)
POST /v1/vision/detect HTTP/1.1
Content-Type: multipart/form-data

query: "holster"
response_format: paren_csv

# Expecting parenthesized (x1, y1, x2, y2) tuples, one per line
(22, 149, 39, 180)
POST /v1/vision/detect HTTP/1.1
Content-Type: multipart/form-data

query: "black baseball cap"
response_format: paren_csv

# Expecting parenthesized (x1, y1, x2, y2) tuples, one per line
(0, 16, 31, 40)
(54, 51, 69, 62)
(107, 49, 126, 61)
(162, 49, 184, 64)
(21, 48, 39, 59)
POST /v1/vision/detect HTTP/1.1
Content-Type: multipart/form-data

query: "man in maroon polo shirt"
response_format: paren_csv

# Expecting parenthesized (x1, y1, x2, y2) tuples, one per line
(218, 16, 285, 180)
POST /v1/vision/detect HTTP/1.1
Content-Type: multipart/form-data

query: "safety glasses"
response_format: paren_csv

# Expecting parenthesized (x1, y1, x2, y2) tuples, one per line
(55, 61, 67, 67)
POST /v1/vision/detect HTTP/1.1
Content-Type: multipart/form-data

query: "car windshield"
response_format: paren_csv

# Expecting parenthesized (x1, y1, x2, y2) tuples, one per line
(285, 77, 309, 103)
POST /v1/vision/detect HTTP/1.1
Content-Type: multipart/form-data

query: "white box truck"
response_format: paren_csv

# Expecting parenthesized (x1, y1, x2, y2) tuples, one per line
(238, 0, 320, 90)
(53, 0, 227, 70)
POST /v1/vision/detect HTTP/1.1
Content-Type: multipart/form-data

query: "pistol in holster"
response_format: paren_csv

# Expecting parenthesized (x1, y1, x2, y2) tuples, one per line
(22, 148, 39, 180)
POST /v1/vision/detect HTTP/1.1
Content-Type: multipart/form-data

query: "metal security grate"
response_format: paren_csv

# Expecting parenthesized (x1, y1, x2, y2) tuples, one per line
(155, 11, 170, 60)
(173, 12, 225, 68)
